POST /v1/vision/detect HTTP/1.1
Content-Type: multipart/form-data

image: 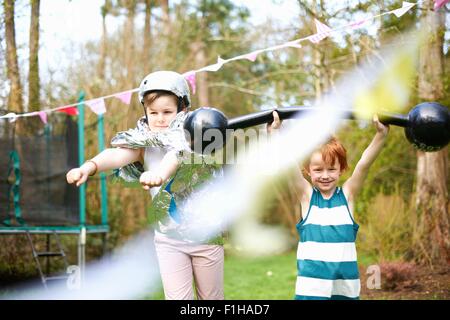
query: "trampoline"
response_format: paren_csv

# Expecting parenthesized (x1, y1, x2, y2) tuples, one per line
(0, 93, 109, 288)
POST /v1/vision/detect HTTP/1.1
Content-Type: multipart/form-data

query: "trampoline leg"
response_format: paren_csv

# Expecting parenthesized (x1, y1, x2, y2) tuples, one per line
(26, 232, 48, 289)
(46, 234, 50, 276)
(77, 227, 86, 288)
(101, 232, 108, 255)
(26, 231, 69, 289)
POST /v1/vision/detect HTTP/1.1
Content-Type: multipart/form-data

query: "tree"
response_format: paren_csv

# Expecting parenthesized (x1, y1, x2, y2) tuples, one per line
(28, 0, 40, 113)
(415, 0, 449, 265)
(123, 0, 137, 84)
(297, 0, 330, 100)
(159, 0, 170, 36)
(143, 0, 152, 72)
(179, 0, 252, 108)
(0, 5, 7, 111)
(190, 40, 210, 106)
(3, 0, 23, 114)
(98, 0, 112, 80)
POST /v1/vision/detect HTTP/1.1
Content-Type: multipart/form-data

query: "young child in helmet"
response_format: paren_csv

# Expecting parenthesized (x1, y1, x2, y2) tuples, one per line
(66, 71, 225, 300)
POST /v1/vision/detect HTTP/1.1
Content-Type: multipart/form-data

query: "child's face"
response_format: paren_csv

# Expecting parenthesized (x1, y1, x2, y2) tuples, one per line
(144, 95, 178, 132)
(307, 151, 342, 193)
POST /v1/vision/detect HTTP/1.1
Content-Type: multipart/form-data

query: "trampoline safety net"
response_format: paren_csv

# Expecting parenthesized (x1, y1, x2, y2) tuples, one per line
(0, 114, 79, 226)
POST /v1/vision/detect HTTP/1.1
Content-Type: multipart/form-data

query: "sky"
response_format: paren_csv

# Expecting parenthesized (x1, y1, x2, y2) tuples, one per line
(13, 0, 300, 74)
(0, 0, 303, 111)
(7, 0, 449, 107)
(21, 1, 449, 71)
(12, 1, 449, 72)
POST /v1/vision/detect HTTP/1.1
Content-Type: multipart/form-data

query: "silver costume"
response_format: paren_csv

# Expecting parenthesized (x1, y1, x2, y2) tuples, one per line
(110, 112, 223, 243)
(111, 111, 189, 182)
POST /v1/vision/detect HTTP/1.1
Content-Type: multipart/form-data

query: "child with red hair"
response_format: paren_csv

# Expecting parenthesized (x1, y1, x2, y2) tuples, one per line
(293, 115, 389, 300)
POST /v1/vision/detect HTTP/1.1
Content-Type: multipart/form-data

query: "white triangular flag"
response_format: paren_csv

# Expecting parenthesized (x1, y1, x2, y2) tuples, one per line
(86, 98, 106, 115)
(391, 1, 415, 18)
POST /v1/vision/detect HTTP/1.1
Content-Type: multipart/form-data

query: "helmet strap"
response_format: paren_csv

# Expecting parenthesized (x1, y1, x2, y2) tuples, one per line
(142, 104, 149, 125)
(183, 96, 190, 109)
(177, 97, 183, 112)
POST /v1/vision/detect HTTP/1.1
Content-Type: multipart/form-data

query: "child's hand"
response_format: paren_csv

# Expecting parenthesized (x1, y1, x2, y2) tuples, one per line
(139, 171, 163, 190)
(266, 110, 282, 134)
(373, 114, 389, 136)
(66, 168, 89, 187)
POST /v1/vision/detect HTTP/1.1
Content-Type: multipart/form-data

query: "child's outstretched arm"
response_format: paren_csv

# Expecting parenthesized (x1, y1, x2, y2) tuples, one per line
(343, 115, 389, 200)
(139, 151, 179, 190)
(66, 147, 142, 187)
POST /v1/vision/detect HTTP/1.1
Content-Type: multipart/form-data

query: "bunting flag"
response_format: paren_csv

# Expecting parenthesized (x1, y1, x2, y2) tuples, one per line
(308, 19, 333, 44)
(392, 1, 415, 17)
(0, 112, 18, 122)
(434, 0, 450, 9)
(353, 45, 418, 119)
(244, 52, 259, 62)
(184, 72, 197, 94)
(114, 91, 133, 105)
(57, 106, 79, 116)
(200, 56, 227, 72)
(86, 98, 106, 115)
(37, 111, 47, 124)
(0, 1, 417, 123)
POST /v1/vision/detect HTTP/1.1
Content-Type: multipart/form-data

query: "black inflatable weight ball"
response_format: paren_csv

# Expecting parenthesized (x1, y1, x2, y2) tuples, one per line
(405, 102, 450, 152)
(183, 103, 450, 154)
(183, 107, 228, 154)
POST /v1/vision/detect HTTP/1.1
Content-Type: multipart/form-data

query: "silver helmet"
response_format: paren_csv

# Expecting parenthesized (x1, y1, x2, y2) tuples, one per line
(138, 71, 191, 108)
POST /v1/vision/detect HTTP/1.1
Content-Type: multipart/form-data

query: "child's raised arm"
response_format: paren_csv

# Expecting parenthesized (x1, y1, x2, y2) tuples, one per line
(266, 110, 282, 134)
(139, 151, 179, 190)
(267, 110, 312, 201)
(294, 165, 313, 203)
(343, 115, 389, 201)
(66, 147, 142, 187)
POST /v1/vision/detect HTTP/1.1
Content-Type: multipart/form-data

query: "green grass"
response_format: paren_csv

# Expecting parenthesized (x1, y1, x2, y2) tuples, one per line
(148, 250, 298, 300)
(148, 249, 385, 300)
(224, 251, 297, 300)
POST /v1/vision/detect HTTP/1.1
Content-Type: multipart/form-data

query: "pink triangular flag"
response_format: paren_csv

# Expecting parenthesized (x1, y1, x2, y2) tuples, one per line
(244, 52, 259, 62)
(434, 0, 450, 10)
(38, 111, 47, 124)
(115, 91, 133, 105)
(392, 1, 415, 18)
(309, 19, 332, 44)
(86, 98, 106, 115)
(184, 72, 196, 95)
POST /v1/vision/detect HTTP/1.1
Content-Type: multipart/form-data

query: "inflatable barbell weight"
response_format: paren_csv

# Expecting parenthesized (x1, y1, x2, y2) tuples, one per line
(183, 102, 450, 153)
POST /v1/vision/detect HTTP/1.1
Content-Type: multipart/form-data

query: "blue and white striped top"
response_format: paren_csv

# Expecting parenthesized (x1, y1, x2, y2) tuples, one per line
(295, 187, 360, 300)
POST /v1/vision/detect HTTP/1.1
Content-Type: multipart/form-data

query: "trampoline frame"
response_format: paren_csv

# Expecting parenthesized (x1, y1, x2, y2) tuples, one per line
(0, 92, 110, 287)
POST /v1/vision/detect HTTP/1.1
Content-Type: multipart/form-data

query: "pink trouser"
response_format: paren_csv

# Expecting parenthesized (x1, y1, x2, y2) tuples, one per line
(154, 232, 224, 300)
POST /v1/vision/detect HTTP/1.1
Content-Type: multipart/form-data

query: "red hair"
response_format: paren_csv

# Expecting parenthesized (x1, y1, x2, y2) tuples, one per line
(303, 136, 348, 172)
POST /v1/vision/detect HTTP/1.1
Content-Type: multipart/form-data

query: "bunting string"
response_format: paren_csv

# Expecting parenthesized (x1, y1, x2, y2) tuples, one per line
(0, 1, 418, 123)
